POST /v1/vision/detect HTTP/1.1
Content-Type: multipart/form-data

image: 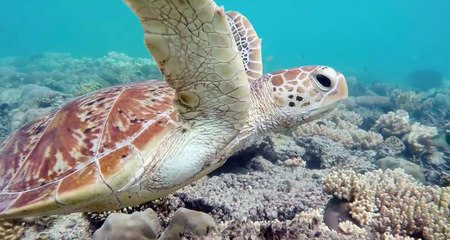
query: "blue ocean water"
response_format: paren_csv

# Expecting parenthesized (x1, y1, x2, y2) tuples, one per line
(0, 0, 449, 84)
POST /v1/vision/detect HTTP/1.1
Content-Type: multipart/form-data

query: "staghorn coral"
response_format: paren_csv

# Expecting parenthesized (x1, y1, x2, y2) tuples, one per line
(403, 123, 438, 156)
(295, 110, 383, 149)
(371, 110, 411, 137)
(92, 208, 160, 240)
(323, 169, 450, 240)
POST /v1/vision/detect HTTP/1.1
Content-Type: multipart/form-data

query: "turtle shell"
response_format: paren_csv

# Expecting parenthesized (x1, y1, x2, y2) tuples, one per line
(0, 80, 179, 218)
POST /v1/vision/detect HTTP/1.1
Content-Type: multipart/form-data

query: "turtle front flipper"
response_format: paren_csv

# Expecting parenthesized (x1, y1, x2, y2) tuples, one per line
(226, 11, 263, 82)
(124, 1, 251, 190)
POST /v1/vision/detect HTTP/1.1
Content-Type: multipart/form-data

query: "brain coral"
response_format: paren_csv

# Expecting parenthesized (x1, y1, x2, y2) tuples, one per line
(92, 208, 160, 240)
(323, 169, 450, 240)
(160, 207, 217, 239)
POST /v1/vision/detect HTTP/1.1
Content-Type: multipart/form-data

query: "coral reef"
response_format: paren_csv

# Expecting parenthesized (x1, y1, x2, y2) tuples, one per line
(376, 136, 406, 157)
(21, 213, 91, 240)
(180, 155, 328, 222)
(0, 52, 161, 140)
(0, 52, 161, 94)
(0, 52, 447, 240)
(345, 96, 392, 109)
(258, 133, 306, 163)
(371, 110, 411, 137)
(390, 90, 433, 115)
(403, 123, 438, 156)
(371, 110, 442, 162)
(205, 208, 363, 239)
(0, 220, 24, 240)
(93, 209, 160, 240)
(297, 135, 377, 173)
(375, 156, 425, 182)
(295, 110, 383, 149)
(323, 169, 450, 239)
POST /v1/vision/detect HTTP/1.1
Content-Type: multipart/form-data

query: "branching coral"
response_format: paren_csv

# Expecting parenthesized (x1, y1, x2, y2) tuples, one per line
(205, 208, 365, 239)
(372, 111, 439, 158)
(390, 90, 433, 114)
(371, 110, 411, 137)
(323, 169, 450, 240)
(403, 123, 438, 156)
(295, 110, 383, 149)
(0, 220, 24, 240)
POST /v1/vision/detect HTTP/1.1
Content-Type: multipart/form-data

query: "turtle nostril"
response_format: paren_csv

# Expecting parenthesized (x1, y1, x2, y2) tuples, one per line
(316, 74, 332, 88)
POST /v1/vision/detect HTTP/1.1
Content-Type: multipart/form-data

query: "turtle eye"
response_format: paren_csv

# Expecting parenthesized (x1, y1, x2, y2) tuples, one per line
(314, 74, 333, 91)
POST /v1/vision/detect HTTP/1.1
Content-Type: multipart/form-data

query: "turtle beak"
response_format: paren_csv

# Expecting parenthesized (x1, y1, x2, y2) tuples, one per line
(322, 73, 348, 107)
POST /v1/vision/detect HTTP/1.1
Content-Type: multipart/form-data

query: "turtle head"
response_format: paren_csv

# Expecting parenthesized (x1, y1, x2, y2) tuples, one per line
(267, 66, 348, 128)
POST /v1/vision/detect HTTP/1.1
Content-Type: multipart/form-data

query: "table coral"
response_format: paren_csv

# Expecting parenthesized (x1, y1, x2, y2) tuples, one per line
(323, 169, 450, 240)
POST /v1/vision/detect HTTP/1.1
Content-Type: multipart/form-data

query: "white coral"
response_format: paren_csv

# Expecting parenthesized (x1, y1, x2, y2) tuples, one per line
(371, 110, 411, 137)
(403, 123, 438, 155)
(296, 110, 383, 149)
(323, 169, 450, 240)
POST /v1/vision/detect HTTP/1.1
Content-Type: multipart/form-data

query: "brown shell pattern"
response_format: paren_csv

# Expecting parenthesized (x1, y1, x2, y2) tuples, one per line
(0, 80, 178, 212)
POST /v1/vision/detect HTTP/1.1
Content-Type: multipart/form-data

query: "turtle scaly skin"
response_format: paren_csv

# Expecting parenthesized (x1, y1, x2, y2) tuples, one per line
(0, 0, 347, 219)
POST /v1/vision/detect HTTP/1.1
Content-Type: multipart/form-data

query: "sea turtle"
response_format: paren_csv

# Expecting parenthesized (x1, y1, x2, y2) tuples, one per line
(0, 0, 348, 219)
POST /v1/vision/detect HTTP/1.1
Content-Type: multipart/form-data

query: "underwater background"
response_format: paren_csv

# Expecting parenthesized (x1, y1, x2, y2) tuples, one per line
(1, 0, 450, 82)
(0, 0, 449, 239)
